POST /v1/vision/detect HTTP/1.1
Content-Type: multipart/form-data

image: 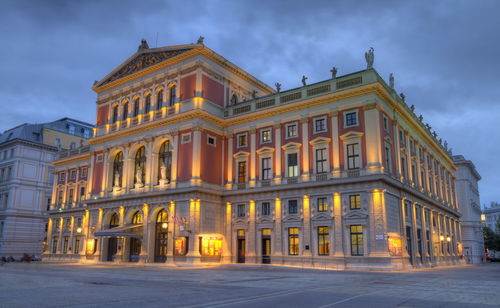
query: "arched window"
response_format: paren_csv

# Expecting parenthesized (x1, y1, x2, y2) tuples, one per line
(112, 105, 118, 123)
(230, 94, 238, 105)
(134, 146, 146, 185)
(157, 209, 168, 223)
(156, 90, 163, 110)
(112, 152, 123, 187)
(145, 94, 151, 113)
(131, 211, 143, 224)
(133, 99, 140, 117)
(169, 86, 176, 106)
(122, 102, 128, 121)
(155, 209, 168, 262)
(109, 213, 119, 228)
(158, 141, 172, 184)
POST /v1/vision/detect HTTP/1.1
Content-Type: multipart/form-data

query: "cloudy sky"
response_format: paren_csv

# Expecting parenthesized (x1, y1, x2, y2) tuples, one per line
(0, 0, 498, 207)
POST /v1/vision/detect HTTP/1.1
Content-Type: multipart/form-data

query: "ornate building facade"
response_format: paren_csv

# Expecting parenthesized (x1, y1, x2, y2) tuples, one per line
(43, 41, 463, 270)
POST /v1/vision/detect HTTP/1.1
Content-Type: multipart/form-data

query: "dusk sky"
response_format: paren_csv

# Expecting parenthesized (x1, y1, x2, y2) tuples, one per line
(1, 0, 498, 207)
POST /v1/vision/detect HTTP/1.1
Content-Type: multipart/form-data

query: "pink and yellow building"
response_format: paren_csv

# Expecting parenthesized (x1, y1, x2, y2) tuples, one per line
(44, 40, 462, 270)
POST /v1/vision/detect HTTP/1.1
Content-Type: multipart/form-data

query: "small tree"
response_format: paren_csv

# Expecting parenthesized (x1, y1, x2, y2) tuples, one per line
(483, 226, 499, 250)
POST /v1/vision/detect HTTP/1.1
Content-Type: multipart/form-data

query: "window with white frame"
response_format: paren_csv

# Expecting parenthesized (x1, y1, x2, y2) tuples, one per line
(261, 202, 271, 216)
(237, 134, 247, 147)
(384, 143, 392, 173)
(261, 157, 272, 180)
(81, 167, 87, 178)
(237, 204, 245, 217)
(383, 115, 389, 132)
(344, 111, 358, 127)
(287, 153, 299, 177)
(70, 170, 76, 180)
(207, 135, 216, 146)
(313, 117, 327, 133)
(238, 161, 247, 183)
(315, 148, 328, 174)
(317, 197, 327, 212)
(261, 129, 272, 143)
(286, 123, 298, 138)
(181, 133, 191, 144)
(346, 143, 361, 170)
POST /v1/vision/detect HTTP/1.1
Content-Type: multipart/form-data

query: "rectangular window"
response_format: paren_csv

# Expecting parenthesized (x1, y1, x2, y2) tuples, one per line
(349, 195, 361, 209)
(70, 170, 76, 180)
(288, 199, 298, 214)
(81, 167, 88, 178)
(315, 148, 328, 174)
(350, 225, 363, 256)
(314, 117, 327, 132)
(411, 162, 417, 184)
(383, 116, 389, 132)
(237, 134, 247, 147)
(238, 161, 247, 183)
(261, 129, 272, 143)
(60, 172, 66, 182)
(122, 103, 128, 120)
(399, 130, 404, 144)
(401, 157, 406, 178)
(345, 111, 358, 127)
(237, 204, 246, 217)
(68, 188, 74, 204)
(207, 135, 216, 146)
(286, 123, 298, 138)
(346, 143, 360, 170)
(288, 227, 299, 255)
(318, 226, 330, 255)
(317, 197, 327, 212)
(74, 236, 80, 254)
(63, 236, 69, 254)
(384, 144, 392, 173)
(133, 99, 139, 117)
(261, 157, 271, 180)
(57, 190, 63, 205)
(79, 187, 85, 201)
(261, 202, 271, 216)
(287, 153, 298, 177)
(52, 237, 58, 253)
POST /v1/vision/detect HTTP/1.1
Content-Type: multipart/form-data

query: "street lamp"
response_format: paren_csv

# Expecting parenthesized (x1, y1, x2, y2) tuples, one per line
(439, 235, 444, 241)
(161, 222, 168, 230)
(76, 227, 82, 233)
(446, 236, 451, 242)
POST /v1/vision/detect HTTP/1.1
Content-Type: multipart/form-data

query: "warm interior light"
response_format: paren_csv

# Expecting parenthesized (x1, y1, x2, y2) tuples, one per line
(439, 235, 445, 241)
(446, 236, 451, 242)
(161, 222, 168, 229)
(76, 227, 82, 233)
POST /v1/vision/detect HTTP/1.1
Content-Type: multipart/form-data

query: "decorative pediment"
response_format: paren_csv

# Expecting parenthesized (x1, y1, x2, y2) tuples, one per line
(256, 147, 275, 155)
(339, 131, 364, 141)
(257, 217, 274, 224)
(283, 216, 302, 223)
(233, 151, 250, 159)
(96, 47, 195, 87)
(312, 213, 332, 221)
(309, 137, 332, 146)
(282, 142, 302, 150)
(344, 211, 369, 220)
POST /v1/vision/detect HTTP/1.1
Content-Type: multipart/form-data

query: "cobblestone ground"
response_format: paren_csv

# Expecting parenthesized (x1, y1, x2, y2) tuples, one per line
(1, 262, 499, 307)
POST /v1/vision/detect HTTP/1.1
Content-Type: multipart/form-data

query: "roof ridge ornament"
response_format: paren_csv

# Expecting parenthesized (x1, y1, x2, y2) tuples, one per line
(365, 47, 374, 69)
(138, 39, 149, 51)
(197, 36, 205, 44)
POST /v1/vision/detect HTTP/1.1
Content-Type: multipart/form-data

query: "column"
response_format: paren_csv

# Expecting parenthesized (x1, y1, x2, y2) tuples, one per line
(363, 104, 383, 174)
(249, 128, 257, 187)
(125, 150, 134, 192)
(191, 127, 202, 186)
(393, 121, 402, 179)
(302, 195, 312, 258)
(272, 198, 283, 262)
(140, 204, 149, 262)
(45, 218, 53, 256)
(301, 117, 310, 181)
(186, 199, 201, 261)
(87, 153, 95, 196)
(68, 216, 75, 255)
(421, 207, 429, 264)
(102, 151, 110, 194)
(330, 111, 341, 177)
(57, 217, 63, 254)
(411, 202, 419, 265)
(429, 210, 436, 265)
(145, 140, 154, 190)
(400, 198, 408, 259)
(96, 209, 104, 260)
(227, 134, 233, 189)
(166, 201, 175, 262)
(369, 190, 389, 257)
(248, 200, 256, 262)
(222, 202, 232, 263)
(274, 123, 282, 184)
(332, 193, 344, 257)
(170, 132, 179, 187)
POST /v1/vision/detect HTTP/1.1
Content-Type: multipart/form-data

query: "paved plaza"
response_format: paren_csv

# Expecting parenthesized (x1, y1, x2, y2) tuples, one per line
(1, 262, 500, 307)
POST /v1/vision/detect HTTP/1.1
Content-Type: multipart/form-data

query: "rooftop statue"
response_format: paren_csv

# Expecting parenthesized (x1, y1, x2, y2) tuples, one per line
(138, 39, 149, 51)
(389, 73, 394, 89)
(400, 92, 406, 102)
(252, 90, 257, 99)
(302, 75, 308, 86)
(410, 105, 415, 112)
(330, 67, 338, 79)
(419, 115, 423, 121)
(275, 82, 281, 93)
(365, 47, 374, 69)
(197, 36, 204, 44)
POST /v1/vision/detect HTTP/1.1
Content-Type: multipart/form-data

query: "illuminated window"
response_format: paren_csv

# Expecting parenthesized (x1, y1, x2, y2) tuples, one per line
(288, 227, 299, 255)
(317, 197, 327, 212)
(174, 237, 188, 256)
(349, 195, 361, 209)
(345, 111, 358, 127)
(109, 213, 119, 228)
(388, 237, 402, 256)
(350, 225, 363, 256)
(238, 161, 247, 183)
(261, 202, 271, 216)
(237, 134, 247, 147)
(346, 143, 360, 170)
(286, 123, 298, 138)
(200, 237, 222, 257)
(68, 188, 74, 204)
(287, 153, 298, 177)
(315, 148, 328, 174)
(318, 226, 329, 255)
(288, 199, 298, 214)
(261, 157, 271, 180)
(131, 211, 143, 224)
(237, 204, 245, 217)
(261, 129, 272, 143)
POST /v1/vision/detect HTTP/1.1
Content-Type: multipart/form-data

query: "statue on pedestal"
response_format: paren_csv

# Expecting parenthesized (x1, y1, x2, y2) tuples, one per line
(389, 73, 394, 89)
(275, 82, 281, 93)
(160, 161, 167, 181)
(197, 36, 204, 44)
(365, 47, 374, 69)
(301, 75, 308, 86)
(135, 167, 143, 185)
(114, 171, 120, 187)
(330, 67, 338, 79)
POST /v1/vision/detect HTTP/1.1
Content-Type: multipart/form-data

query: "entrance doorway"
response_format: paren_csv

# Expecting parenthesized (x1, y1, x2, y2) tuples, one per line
(406, 226, 413, 265)
(107, 237, 118, 261)
(155, 209, 168, 263)
(237, 229, 245, 263)
(129, 237, 141, 262)
(261, 228, 271, 264)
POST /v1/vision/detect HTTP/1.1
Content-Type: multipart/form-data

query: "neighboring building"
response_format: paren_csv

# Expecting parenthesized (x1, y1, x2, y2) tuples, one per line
(453, 155, 484, 263)
(0, 118, 93, 258)
(44, 40, 462, 270)
(484, 202, 500, 232)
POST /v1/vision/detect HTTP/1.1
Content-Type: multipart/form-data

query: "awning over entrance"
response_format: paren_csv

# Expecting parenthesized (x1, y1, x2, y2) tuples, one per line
(94, 224, 143, 238)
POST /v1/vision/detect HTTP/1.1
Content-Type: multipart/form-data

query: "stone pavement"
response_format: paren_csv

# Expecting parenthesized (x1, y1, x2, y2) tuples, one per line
(0, 262, 499, 307)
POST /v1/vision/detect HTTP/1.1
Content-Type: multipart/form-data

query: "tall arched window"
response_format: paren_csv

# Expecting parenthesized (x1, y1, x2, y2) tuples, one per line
(134, 146, 146, 185)
(112, 152, 123, 187)
(109, 213, 119, 228)
(230, 94, 238, 105)
(158, 141, 172, 184)
(133, 98, 140, 117)
(131, 211, 143, 224)
(112, 105, 118, 123)
(155, 209, 168, 262)
(145, 94, 151, 113)
(169, 86, 176, 106)
(122, 102, 128, 121)
(156, 90, 163, 110)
